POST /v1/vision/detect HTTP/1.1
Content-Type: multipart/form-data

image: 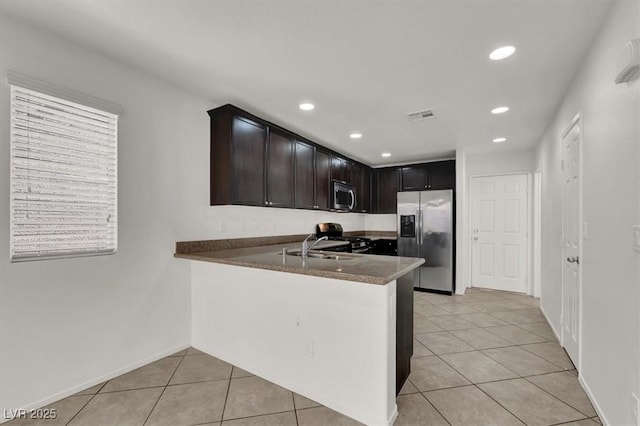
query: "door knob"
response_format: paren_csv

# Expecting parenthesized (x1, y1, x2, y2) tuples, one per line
(566, 256, 580, 264)
(473, 237, 479, 241)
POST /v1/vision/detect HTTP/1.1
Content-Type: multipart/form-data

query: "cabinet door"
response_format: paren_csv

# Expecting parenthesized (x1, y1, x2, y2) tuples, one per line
(294, 141, 315, 209)
(377, 168, 400, 213)
(266, 129, 295, 208)
(343, 160, 353, 185)
(427, 160, 456, 190)
(331, 155, 345, 182)
(231, 116, 266, 206)
(315, 150, 331, 210)
(361, 167, 371, 213)
(351, 164, 364, 212)
(401, 165, 427, 191)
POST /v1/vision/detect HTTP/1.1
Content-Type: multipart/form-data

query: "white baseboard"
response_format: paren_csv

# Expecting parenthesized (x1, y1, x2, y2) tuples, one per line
(578, 374, 609, 426)
(539, 304, 562, 342)
(538, 306, 608, 425)
(1, 343, 190, 424)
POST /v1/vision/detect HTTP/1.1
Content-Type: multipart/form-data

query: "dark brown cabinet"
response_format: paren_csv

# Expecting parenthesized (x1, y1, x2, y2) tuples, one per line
(375, 167, 400, 214)
(351, 164, 364, 212)
(427, 160, 456, 190)
(362, 168, 372, 213)
(294, 142, 331, 210)
(230, 117, 266, 206)
(266, 129, 294, 208)
(400, 160, 456, 191)
(400, 165, 427, 191)
(315, 150, 331, 210)
(209, 104, 453, 214)
(210, 113, 267, 206)
(331, 155, 353, 184)
(294, 141, 315, 209)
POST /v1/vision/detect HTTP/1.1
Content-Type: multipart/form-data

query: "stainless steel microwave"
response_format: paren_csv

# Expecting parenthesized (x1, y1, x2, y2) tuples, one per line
(332, 181, 355, 211)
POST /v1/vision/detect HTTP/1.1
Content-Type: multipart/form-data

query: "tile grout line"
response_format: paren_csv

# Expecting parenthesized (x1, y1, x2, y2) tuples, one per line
(291, 391, 300, 426)
(516, 345, 575, 371)
(65, 382, 108, 426)
(222, 408, 300, 423)
(142, 351, 187, 426)
(414, 291, 590, 425)
(415, 391, 453, 426)
(522, 375, 594, 419)
(470, 383, 530, 425)
(218, 365, 234, 423)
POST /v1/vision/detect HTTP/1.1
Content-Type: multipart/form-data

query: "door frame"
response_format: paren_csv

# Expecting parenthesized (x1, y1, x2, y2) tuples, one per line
(561, 113, 583, 371)
(468, 171, 533, 294)
(533, 169, 542, 298)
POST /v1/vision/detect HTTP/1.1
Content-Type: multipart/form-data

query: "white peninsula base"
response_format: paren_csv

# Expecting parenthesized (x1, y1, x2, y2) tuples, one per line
(189, 260, 398, 426)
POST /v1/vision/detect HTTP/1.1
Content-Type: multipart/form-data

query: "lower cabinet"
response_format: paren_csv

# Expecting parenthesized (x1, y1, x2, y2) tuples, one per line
(396, 270, 415, 395)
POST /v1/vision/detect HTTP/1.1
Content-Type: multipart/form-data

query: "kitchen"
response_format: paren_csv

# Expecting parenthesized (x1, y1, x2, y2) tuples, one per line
(1, 1, 639, 426)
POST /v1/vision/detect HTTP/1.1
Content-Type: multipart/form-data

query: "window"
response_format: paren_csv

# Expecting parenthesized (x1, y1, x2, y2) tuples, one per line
(10, 84, 119, 261)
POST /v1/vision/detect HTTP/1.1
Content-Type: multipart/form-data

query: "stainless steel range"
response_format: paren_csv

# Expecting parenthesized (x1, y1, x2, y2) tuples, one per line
(315, 223, 372, 254)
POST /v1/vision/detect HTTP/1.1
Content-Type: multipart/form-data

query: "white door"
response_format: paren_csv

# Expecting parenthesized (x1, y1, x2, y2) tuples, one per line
(471, 174, 528, 293)
(562, 119, 581, 367)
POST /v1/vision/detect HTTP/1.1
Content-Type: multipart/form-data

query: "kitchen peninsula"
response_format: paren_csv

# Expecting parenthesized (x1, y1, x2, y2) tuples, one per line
(175, 235, 424, 426)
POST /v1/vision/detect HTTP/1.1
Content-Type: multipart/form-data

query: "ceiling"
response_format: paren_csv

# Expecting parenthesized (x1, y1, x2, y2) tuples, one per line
(1, 0, 613, 166)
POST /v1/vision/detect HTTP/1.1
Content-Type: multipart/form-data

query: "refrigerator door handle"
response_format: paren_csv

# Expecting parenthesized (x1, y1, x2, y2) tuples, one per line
(419, 208, 424, 245)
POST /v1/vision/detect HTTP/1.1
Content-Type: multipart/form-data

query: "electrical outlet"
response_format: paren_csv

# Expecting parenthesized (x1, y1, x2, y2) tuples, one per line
(632, 393, 640, 426)
(582, 222, 588, 240)
(305, 340, 314, 358)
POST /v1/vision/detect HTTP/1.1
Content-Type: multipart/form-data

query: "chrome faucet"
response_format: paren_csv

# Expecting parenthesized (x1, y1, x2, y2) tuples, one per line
(302, 234, 328, 259)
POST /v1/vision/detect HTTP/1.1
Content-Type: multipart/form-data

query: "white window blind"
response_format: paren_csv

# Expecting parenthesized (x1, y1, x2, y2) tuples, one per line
(10, 85, 118, 261)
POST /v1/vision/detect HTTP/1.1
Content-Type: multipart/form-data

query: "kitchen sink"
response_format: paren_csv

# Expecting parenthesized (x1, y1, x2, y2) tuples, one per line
(280, 250, 357, 260)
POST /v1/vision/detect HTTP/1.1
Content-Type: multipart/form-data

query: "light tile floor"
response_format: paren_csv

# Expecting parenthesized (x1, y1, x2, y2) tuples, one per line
(7, 288, 602, 425)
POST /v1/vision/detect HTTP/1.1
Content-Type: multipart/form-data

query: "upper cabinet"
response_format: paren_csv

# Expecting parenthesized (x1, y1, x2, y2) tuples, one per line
(210, 112, 266, 206)
(315, 150, 331, 210)
(266, 129, 295, 208)
(294, 141, 331, 210)
(294, 141, 315, 209)
(351, 163, 370, 213)
(427, 160, 456, 190)
(208, 104, 454, 213)
(375, 167, 400, 214)
(400, 160, 455, 191)
(331, 155, 353, 184)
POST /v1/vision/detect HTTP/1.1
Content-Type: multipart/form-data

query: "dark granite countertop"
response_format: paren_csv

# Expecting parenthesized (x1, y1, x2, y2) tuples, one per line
(175, 239, 422, 285)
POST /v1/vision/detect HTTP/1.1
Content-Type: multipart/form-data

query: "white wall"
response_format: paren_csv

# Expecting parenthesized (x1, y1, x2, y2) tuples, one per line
(458, 149, 534, 294)
(534, 1, 640, 424)
(0, 15, 368, 417)
(364, 214, 396, 232)
(190, 261, 397, 426)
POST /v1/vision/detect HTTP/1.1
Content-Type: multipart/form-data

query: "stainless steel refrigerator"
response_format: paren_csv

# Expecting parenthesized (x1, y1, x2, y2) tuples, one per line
(397, 190, 454, 293)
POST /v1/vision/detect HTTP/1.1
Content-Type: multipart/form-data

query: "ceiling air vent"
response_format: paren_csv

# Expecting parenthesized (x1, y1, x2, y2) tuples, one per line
(406, 109, 436, 122)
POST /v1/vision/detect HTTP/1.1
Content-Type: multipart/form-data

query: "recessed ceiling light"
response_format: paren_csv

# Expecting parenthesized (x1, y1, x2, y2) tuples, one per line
(349, 132, 362, 139)
(299, 102, 315, 111)
(381, 153, 391, 157)
(492, 137, 507, 143)
(491, 106, 510, 114)
(489, 46, 516, 60)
